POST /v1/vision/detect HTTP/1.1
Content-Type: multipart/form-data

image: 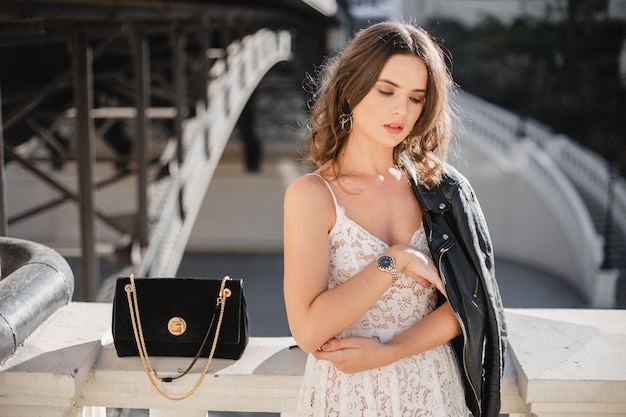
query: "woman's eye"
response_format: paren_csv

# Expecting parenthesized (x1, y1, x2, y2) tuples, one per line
(410, 97, 422, 103)
(378, 89, 393, 96)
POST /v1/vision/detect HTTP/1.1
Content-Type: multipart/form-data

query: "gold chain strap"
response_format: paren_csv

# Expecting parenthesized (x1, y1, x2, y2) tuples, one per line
(124, 274, 230, 401)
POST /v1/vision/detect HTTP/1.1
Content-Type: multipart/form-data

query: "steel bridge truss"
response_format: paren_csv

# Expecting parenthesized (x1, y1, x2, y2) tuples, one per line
(0, 21, 292, 301)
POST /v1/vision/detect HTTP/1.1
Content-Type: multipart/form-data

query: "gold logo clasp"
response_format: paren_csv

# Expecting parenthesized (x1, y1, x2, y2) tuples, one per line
(167, 317, 187, 336)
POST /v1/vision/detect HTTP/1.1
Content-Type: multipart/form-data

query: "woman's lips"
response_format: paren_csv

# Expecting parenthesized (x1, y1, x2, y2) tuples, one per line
(384, 123, 404, 134)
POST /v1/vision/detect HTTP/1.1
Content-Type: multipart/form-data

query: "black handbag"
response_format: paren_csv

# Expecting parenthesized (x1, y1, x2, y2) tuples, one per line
(112, 275, 249, 400)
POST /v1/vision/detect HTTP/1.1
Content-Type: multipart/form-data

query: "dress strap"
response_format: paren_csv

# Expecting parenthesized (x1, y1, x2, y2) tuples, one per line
(306, 173, 339, 208)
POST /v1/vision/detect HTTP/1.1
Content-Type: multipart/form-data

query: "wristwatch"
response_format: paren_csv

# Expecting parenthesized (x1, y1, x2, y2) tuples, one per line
(376, 255, 400, 282)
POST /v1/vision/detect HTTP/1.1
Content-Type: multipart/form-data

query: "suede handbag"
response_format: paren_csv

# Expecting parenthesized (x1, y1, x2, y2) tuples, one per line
(111, 275, 249, 400)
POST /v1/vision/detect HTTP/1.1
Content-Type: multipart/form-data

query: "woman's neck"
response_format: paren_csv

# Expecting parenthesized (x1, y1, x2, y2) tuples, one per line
(338, 140, 396, 178)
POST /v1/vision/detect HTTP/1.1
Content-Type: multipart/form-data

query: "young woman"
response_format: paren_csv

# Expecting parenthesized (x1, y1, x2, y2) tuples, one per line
(283, 21, 506, 417)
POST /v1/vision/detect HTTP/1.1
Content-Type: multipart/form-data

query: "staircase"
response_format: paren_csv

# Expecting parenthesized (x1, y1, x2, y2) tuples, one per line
(572, 178, 626, 308)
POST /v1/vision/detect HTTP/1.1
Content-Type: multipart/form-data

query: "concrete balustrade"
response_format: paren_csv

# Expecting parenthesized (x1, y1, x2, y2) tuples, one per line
(0, 302, 624, 417)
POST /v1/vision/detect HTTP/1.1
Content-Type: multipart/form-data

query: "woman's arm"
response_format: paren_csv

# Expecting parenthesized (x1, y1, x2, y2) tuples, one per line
(313, 301, 462, 373)
(283, 175, 398, 353)
(284, 174, 454, 355)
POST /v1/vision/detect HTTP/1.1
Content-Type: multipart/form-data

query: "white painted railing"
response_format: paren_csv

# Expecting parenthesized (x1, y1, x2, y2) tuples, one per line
(140, 29, 291, 278)
(457, 90, 626, 242)
(542, 136, 626, 238)
(0, 302, 624, 417)
(455, 91, 612, 306)
(519, 105, 626, 240)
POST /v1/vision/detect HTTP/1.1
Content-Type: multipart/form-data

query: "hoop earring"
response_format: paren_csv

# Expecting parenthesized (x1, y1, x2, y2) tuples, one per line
(339, 112, 353, 133)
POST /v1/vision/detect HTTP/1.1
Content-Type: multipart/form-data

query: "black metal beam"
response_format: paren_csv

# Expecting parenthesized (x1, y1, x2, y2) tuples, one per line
(171, 23, 187, 221)
(6, 165, 135, 226)
(2, 145, 126, 233)
(131, 24, 150, 248)
(69, 30, 98, 301)
(0, 1, 336, 22)
(171, 23, 186, 168)
(0, 86, 7, 237)
(2, 37, 116, 131)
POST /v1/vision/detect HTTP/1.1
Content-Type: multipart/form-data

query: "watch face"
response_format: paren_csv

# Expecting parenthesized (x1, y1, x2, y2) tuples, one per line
(377, 255, 394, 271)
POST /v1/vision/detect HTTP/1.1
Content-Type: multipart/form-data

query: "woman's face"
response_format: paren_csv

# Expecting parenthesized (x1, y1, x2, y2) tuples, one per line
(350, 54, 428, 149)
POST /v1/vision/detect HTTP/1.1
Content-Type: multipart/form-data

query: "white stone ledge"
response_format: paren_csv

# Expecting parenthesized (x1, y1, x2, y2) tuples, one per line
(506, 308, 626, 416)
(0, 303, 624, 417)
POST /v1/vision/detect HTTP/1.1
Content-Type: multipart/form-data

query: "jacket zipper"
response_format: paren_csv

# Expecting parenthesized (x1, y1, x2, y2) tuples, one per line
(438, 245, 482, 417)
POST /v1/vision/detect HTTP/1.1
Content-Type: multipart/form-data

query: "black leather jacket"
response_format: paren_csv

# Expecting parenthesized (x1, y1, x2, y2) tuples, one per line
(407, 163, 507, 417)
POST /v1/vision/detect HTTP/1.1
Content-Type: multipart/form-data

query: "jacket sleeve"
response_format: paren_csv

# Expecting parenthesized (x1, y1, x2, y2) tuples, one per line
(445, 167, 508, 417)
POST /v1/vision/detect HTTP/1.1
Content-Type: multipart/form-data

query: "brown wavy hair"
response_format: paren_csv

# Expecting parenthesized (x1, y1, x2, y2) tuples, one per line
(305, 21, 456, 188)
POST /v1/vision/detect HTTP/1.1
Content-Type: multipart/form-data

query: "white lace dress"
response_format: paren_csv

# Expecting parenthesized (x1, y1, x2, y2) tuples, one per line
(296, 175, 466, 417)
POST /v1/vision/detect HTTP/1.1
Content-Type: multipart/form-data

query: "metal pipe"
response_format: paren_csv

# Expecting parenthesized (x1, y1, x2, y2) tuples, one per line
(0, 237, 74, 363)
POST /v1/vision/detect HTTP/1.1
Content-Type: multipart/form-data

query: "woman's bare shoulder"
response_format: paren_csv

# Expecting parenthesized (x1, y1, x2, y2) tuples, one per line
(285, 173, 331, 206)
(284, 173, 336, 228)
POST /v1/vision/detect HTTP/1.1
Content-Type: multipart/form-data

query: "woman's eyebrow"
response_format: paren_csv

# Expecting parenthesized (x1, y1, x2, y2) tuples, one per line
(378, 78, 427, 93)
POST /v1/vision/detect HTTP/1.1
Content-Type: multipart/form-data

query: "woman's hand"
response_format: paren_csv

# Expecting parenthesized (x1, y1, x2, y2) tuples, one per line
(394, 245, 447, 298)
(312, 336, 394, 374)
(312, 302, 462, 373)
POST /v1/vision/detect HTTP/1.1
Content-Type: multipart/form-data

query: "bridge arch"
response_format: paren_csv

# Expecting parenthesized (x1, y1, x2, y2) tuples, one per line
(0, 1, 339, 300)
(142, 29, 294, 280)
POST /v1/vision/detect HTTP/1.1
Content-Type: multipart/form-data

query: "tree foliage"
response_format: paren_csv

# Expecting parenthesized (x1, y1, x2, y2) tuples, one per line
(425, 14, 626, 172)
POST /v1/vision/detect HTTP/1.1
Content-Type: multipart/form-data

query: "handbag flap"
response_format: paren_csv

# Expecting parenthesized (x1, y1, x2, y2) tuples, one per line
(113, 277, 243, 347)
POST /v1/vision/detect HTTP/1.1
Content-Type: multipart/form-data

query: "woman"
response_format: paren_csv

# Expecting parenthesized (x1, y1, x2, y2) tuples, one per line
(283, 21, 506, 417)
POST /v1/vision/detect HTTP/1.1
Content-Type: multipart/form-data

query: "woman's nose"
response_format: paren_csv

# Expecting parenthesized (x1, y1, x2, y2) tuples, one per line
(392, 97, 408, 115)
